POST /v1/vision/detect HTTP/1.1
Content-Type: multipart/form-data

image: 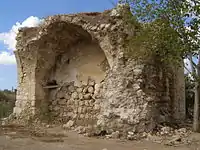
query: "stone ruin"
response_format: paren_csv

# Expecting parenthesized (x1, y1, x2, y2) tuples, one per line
(12, 6, 185, 136)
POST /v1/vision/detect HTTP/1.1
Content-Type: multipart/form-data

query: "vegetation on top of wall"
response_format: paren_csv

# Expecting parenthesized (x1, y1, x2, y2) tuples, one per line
(119, 0, 200, 131)
(121, 5, 184, 66)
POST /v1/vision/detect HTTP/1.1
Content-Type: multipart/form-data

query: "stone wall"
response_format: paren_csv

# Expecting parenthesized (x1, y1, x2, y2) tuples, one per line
(13, 6, 185, 136)
(47, 42, 108, 125)
(49, 79, 102, 126)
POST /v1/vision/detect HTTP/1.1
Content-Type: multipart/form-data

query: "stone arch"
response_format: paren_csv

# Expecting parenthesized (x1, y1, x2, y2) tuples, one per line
(34, 21, 110, 123)
(13, 9, 186, 136)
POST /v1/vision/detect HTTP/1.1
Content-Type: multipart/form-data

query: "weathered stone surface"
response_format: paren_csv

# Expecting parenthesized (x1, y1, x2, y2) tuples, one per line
(76, 87, 83, 93)
(63, 120, 74, 129)
(71, 92, 78, 100)
(13, 4, 185, 138)
(84, 93, 92, 100)
(111, 131, 120, 139)
(58, 99, 66, 105)
(88, 86, 94, 94)
(88, 80, 95, 86)
(75, 126, 86, 134)
(68, 85, 75, 93)
(78, 93, 84, 100)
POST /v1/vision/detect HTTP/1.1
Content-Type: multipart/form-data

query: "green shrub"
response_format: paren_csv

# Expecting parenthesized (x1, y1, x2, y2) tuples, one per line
(0, 89, 16, 118)
(0, 102, 13, 118)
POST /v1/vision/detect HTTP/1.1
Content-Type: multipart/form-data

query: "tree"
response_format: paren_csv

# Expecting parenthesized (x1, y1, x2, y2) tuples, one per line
(119, 0, 200, 131)
(185, 74, 195, 118)
(0, 90, 16, 118)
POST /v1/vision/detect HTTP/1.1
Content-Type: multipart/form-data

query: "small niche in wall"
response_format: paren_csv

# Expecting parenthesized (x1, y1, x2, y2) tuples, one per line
(66, 59, 70, 64)
(43, 79, 59, 89)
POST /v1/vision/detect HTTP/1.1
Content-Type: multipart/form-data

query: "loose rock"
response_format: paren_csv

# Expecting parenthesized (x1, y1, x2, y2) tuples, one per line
(88, 86, 94, 93)
(63, 120, 74, 129)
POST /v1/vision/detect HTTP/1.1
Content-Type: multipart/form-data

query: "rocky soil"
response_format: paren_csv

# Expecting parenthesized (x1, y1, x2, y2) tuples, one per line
(1, 124, 200, 150)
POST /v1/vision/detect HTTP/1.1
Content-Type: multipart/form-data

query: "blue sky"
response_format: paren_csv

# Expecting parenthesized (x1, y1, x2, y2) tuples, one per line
(0, 0, 118, 90)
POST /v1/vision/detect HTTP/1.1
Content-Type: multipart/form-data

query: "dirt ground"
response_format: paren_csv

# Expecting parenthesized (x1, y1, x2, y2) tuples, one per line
(0, 125, 200, 150)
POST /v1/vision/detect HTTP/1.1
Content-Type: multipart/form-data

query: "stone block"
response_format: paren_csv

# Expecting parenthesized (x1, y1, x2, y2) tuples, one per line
(79, 101, 84, 106)
(94, 83, 100, 91)
(71, 92, 78, 99)
(88, 80, 95, 86)
(82, 107, 87, 114)
(68, 85, 75, 93)
(82, 87, 88, 93)
(78, 107, 82, 113)
(94, 104, 100, 110)
(58, 99, 66, 105)
(31, 101, 35, 107)
(74, 100, 79, 106)
(65, 94, 70, 100)
(80, 114, 85, 119)
(88, 86, 94, 93)
(84, 100, 89, 106)
(84, 93, 91, 100)
(13, 107, 22, 114)
(63, 120, 74, 129)
(78, 93, 83, 100)
(77, 87, 83, 93)
(57, 91, 65, 99)
(81, 80, 88, 86)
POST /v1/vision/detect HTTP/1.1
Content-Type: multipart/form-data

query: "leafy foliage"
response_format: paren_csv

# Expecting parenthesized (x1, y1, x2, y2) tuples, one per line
(0, 90, 16, 118)
(125, 18, 184, 65)
(120, 0, 200, 66)
(119, 0, 200, 131)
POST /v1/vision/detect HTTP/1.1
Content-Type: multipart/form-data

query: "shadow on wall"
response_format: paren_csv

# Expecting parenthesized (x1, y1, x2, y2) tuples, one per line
(49, 41, 109, 86)
(40, 41, 110, 123)
(31, 21, 110, 123)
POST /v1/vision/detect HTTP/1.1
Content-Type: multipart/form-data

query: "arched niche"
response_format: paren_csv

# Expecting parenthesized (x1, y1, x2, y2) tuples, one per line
(34, 21, 110, 122)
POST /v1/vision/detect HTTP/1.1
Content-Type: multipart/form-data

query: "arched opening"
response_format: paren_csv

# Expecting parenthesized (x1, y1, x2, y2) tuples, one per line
(34, 21, 110, 124)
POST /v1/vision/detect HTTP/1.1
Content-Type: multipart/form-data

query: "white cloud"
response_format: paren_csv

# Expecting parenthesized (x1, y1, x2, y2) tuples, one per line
(0, 51, 16, 65)
(0, 16, 42, 65)
(0, 16, 42, 51)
